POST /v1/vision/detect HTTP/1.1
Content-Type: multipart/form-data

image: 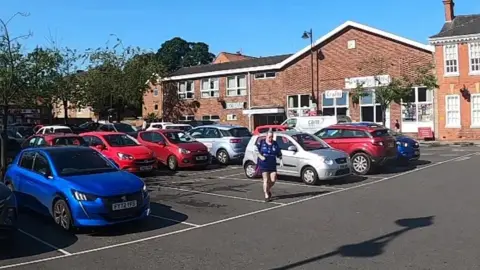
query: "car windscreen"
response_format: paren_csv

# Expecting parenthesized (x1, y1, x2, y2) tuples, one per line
(165, 125, 192, 132)
(103, 134, 139, 147)
(113, 123, 136, 133)
(163, 131, 196, 143)
(291, 133, 329, 150)
(54, 128, 72, 134)
(220, 127, 251, 137)
(50, 149, 117, 176)
(371, 129, 390, 137)
(52, 137, 88, 146)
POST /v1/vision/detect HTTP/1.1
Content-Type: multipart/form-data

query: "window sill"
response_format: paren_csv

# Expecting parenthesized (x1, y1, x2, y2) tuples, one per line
(469, 125, 480, 129)
(444, 73, 459, 78)
(201, 96, 219, 99)
(226, 95, 247, 97)
(445, 125, 461, 129)
(468, 72, 480, 76)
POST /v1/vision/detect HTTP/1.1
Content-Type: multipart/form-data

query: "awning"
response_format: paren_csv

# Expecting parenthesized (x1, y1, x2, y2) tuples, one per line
(242, 107, 285, 115)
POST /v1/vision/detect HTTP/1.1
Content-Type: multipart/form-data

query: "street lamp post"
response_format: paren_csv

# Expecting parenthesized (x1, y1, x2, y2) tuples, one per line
(302, 29, 319, 114)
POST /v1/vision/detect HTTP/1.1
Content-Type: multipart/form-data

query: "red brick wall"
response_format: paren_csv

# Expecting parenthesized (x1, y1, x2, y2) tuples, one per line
(434, 43, 480, 140)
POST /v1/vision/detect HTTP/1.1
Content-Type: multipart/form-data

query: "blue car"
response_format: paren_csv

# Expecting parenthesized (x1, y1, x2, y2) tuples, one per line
(4, 146, 150, 231)
(336, 122, 420, 162)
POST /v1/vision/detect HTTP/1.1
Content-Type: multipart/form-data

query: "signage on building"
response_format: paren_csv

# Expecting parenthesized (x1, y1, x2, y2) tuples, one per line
(417, 127, 433, 139)
(226, 102, 244, 109)
(324, 90, 343, 99)
(344, 75, 391, 89)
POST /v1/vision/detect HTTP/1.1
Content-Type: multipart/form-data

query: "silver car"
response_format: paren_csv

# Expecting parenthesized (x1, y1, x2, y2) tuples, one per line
(242, 131, 352, 185)
(187, 125, 252, 164)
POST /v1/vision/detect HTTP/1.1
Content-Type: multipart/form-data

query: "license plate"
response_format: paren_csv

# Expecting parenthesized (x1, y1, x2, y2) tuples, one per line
(196, 156, 207, 161)
(112, 200, 137, 211)
(140, 165, 153, 171)
(339, 164, 348, 169)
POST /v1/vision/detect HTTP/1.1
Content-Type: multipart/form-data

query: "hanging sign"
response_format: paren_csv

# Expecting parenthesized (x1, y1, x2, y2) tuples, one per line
(324, 90, 343, 99)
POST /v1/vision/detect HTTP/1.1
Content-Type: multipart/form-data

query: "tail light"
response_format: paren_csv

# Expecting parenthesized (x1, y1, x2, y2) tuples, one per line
(371, 140, 384, 146)
(230, 139, 241, 143)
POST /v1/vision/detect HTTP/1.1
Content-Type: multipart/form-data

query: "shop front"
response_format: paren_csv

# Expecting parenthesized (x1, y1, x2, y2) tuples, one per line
(242, 107, 286, 130)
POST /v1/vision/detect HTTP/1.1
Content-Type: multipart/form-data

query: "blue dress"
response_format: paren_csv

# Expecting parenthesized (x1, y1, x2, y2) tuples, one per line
(256, 140, 282, 173)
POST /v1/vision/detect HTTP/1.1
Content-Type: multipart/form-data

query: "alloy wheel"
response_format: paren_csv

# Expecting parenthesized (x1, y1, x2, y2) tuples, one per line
(303, 169, 315, 184)
(54, 202, 69, 230)
(217, 151, 228, 164)
(245, 163, 256, 178)
(353, 155, 368, 173)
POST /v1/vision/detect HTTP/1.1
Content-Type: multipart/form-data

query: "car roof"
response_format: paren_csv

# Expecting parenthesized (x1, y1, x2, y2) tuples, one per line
(164, 123, 191, 126)
(255, 125, 287, 129)
(255, 130, 307, 136)
(26, 146, 93, 154)
(195, 124, 244, 129)
(80, 131, 122, 136)
(40, 133, 81, 139)
(143, 129, 183, 133)
(42, 125, 71, 129)
(327, 124, 386, 131)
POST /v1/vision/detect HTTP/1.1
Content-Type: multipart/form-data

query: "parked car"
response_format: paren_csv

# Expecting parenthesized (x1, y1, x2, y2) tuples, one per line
(4, 146, 150, 231)
(180, 120, 216, 127)
(36, 125, 73, 135)
(243, 131, 351, 185)
(314, 124, 397, 175)
(146, 123, 193, 132)
(80, 132, 156, 173)
(253, 125, 293, 135)
(282, 115, 352, 134)
(187, 125, 252, 165)
(337, 122, 420, 162)
(97, 123, 138, 138)
(55, 124, 89, 134)
(0, 182, 18, 240)
(138, 129, 210, 170)
(21, 133, 88, 149)
(78, 121, 101, 132)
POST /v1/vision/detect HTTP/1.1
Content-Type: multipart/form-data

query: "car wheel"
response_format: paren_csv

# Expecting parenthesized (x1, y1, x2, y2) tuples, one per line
(351, 153, 371, 175)
(244, 161, 257, 179)
(167, 155, 178, 171)
(216, 149, 230, 165)
(53, 199, 73, 231)
(301, 166, 318, 185)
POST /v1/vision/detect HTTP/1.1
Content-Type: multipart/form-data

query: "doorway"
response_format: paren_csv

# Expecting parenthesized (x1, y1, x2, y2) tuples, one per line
(253, 114, 286, 128)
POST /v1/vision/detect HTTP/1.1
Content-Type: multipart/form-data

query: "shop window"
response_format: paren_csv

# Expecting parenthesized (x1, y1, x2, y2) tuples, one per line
(360, 90, 383, 123)
(202, 115, 220, 121)
(469, 42, 480, 74)
(322, 91, 348, 116)
(401, 87, 433, 124)
(287, 94, 312, 117)
(471, 94, 480, 127)
(445, 95, 460, 128)
(201, 78, 219, 98)
(226, 75, 247, 96)
(444, 44, 459, 75)
(178, 81, 194, 99)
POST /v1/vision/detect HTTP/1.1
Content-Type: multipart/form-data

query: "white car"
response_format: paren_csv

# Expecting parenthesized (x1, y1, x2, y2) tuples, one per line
(147, 123, 193, 132)
(243, 131, 352, 185)
(36, 125, 73, 134)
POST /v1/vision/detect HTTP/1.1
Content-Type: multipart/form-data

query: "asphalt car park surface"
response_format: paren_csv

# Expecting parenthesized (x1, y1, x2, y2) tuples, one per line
(2, 145, 480, 269)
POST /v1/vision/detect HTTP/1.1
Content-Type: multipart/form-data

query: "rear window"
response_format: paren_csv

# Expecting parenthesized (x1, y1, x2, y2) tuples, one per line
(52, 137, 87, 146)
(371, 129, 390, 137)
(221, 127, 251, 137)
(53, 128, 72, 134)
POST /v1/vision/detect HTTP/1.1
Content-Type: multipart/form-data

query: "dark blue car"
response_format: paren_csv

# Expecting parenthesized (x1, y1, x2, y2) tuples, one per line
(337, 122, 420, 162)
(4, 146, 150, 231)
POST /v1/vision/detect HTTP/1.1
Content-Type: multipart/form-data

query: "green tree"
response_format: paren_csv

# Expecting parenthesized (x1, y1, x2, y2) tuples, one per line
(350, 56, 438, 126)
(156, 37, 215, 72)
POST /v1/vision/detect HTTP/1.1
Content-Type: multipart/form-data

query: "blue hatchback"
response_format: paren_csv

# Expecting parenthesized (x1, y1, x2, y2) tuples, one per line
(4, 146, 150, 231)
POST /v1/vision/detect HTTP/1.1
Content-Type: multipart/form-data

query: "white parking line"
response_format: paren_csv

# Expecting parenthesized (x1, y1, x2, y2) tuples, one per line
(19, 229, 72, 256)
(1, 152, 476, 270)
(149, 215, 201, 227)
(160, 185, 286, 205)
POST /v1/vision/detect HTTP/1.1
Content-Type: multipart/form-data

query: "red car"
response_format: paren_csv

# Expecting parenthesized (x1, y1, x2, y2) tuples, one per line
(314, 124, 397, 175)
(137, 129, 210, 170)
(21, 133, 87, 148)
(253, 125, 292, 135)
(80, 131, 156, 173)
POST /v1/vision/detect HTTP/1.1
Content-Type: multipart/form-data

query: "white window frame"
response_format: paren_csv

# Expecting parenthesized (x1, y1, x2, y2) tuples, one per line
(153, 87, 159, 97)
(321, 91, 349, 116)
(469, 42, 480, 75)
(179, 115, 195, 122)
(200, 78, 219, 98)
(254, 72, 276, 80)
(443, 44, 459, 76)
(202, 115, 220, 121)
(359, 89, 383, 123)
(445, 94, 461, 128)
(226, 75, 247, 96)
(400, 87, 434, 125)
(471, 94, 480, 127)
(287, 94, 313, 117)
(178, 81, 194, 100)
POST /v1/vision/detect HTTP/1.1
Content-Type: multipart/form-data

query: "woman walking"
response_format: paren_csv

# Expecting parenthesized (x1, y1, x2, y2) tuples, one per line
(256, 129, 283, 202)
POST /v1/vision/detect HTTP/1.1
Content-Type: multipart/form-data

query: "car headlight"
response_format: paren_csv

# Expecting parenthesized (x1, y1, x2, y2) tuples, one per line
(72, 190, 97, 201)
(403, 142, 408, 147)
(117, 152, 134, 160)
(323, 158, 334, 166)
(178, 148, 191, 154)
(143, 184, 147, 192)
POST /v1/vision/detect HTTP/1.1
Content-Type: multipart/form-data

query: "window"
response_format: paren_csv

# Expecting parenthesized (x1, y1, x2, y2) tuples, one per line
(287, 94, 312, 117)
(140, 132, 165, 143)
(154, 104, 158, 111)
(153, 88, 159, 97)
(469, 42, 480, 74)
(360, 90, 383, 123)
(471, 94, 480, 127)
(201, 78, 219, 98)
(315, 128, 342, 138)
(227, 114, 237, 121)
(401, 87, 433, 124)
(322, 91, 348, 116)
(444, 44, 459, 75)
(275, 135, 295, 150)
(202, 115, 220, 121)
(19, 151, 35, 169)
(226, 75, 247, 96)
(178, 81, 194, 99)
(254, 72, 276, 79)
(179, 115, 195, 121)
(445, 95, 460, 127)
(33, 153, 51, 176)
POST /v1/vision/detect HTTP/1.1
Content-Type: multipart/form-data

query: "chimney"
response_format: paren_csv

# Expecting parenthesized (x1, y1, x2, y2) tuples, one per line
(443, 0, 455, 22)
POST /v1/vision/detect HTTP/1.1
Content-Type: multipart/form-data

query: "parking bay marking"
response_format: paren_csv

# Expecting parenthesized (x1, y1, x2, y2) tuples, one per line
(18, 229, 72, 256)
(2, 152, 476, 270)
(149, 215, 201, 227)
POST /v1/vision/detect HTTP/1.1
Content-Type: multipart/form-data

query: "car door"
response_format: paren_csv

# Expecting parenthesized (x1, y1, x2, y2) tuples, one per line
(336, 129, 370, 153)
(315, 128, 343, 150)
(27, 152, 56, 215)
(13, 151, 35, 206)
(139, 132, 168, 163)
(203, 128, 222, 155)
(275, 134, 299, 176)
(188, 128, 209, 150)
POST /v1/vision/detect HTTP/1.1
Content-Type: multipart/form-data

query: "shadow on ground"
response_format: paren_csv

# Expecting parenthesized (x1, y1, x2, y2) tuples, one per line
(372, 160, 432, 175)
(273, 190, 330, 200)
(269, 216, 435, 270)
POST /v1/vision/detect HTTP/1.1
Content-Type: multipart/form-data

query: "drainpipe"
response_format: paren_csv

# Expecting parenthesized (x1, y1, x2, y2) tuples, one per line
(247, 72, 252, 131)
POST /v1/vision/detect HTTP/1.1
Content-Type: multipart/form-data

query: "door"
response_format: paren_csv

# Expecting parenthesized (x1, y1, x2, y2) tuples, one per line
(336, 129, 370, 153)
(139, 132, 168, 163)
(202, 128, 222, 155)
(315, 128, 343, 150)
(275, 135, 299, 176)
(28, 152, 56, 215)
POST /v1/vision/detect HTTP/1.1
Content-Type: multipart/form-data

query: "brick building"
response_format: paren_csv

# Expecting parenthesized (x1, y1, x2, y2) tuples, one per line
(429, 0, 480, 140)
(144, 21, 434, 135)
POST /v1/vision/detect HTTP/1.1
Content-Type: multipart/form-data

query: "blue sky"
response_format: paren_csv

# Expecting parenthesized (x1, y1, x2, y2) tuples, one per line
(2, 0, 479, 57)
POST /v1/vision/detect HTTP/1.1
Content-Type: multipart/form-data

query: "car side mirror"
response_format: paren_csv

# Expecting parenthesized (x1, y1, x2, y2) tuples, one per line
(95, 144, 105, 151)
(287, 145, 297, 152)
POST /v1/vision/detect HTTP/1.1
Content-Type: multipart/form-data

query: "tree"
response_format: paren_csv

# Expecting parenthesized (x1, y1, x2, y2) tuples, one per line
(350, 56, 438, 127)
(0, 13, 31, 174)
(156, 37, 215, 72)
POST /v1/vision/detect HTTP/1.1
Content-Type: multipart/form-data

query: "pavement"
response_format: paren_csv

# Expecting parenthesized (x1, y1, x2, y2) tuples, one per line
(2, 145, 480, 269)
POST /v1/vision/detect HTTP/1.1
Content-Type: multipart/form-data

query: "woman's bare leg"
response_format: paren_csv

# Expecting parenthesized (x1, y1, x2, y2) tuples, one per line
(262, 172, 270, 198)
